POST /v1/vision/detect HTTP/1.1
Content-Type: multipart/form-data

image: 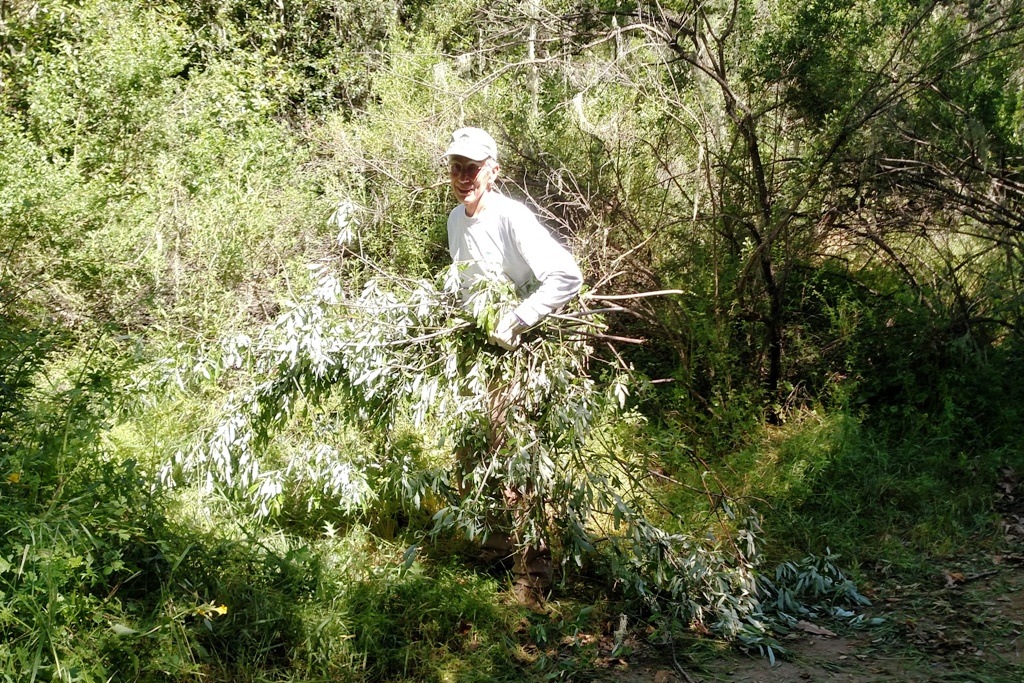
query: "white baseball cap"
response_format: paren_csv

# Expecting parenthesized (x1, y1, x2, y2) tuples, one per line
(444, 127, 498, 161)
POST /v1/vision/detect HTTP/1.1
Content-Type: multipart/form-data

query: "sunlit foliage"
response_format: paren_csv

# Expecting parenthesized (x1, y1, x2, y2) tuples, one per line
(2, 0, 1023, 679)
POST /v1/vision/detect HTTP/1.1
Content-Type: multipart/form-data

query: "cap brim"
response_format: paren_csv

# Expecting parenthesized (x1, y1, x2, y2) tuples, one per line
(444, 141, 491, 161)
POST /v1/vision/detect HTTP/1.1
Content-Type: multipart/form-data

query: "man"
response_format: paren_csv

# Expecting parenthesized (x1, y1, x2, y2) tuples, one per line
(444, 126, 583, 607)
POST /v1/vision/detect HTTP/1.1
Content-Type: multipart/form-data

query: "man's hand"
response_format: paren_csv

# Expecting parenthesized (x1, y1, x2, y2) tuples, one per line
(488, 311, 526, 350)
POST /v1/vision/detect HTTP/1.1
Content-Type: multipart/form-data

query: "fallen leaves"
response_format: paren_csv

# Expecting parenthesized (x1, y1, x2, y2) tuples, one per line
(901, 620, 979, 655)
(1003, 514, 1024, 545)
(795, 620, 838, 638)
(594, 656, 628, 668)
(996, 467, 1019, 507)
(653, 669, 676, 683)
(943, 571, 966, 588)
(943, 569, 998, 588)
(996, 468, 1024, 544)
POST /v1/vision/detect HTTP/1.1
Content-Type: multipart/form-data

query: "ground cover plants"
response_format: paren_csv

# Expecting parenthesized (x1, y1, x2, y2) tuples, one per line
(2, 0, 1024, 680)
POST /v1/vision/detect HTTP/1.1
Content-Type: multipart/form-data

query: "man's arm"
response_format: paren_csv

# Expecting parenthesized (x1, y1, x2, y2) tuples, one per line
(506, 205, 583, 327)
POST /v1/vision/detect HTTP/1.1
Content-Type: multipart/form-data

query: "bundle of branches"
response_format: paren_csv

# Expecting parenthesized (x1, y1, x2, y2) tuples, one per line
(151, 244, 868, 653)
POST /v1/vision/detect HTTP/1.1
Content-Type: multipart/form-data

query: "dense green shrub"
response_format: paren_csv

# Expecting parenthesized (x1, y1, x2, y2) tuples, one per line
(2, 0, 1024, 679)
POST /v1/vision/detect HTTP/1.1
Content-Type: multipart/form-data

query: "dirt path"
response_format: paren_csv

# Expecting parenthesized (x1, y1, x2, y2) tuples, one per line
(585, 471, 1024, 683)
(583, 557, 1023, 683)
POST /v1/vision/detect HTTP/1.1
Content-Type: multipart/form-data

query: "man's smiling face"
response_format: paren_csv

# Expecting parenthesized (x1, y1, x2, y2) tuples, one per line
(449, 155, 498, 216)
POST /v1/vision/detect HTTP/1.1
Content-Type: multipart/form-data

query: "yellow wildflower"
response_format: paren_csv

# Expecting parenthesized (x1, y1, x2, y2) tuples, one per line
(6, 473, 20, 484)
(213, 604, 228, 616)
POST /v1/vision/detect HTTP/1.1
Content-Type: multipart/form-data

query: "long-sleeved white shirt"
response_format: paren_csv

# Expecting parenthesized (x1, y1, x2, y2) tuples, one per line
(447, 192, 582, 326)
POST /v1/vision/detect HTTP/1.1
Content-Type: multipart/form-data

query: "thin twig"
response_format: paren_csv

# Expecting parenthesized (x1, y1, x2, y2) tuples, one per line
(380, 322, 473, 346)
(562, 330, 646, 344)
(670, 627, 699, 683)
(322, 322, 472, 349)
(555, 307, 628, 318)
(583, 289, 685, 301)
(548, 314, 609, 330)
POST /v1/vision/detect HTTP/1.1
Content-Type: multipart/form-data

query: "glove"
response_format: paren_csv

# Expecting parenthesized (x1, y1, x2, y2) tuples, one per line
(488, 310, 526, 351)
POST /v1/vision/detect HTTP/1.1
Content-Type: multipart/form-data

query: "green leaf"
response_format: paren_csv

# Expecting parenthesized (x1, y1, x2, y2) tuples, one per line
(401, 543, 419, 571)
(111, 624, 137, 637)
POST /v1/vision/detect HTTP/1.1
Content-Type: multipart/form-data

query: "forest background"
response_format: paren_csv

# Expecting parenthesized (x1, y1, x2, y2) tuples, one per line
(2, 0, 1024, 681)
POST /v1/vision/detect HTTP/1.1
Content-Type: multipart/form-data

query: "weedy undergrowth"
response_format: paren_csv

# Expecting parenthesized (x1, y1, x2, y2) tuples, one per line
(0, 327, 217, 681)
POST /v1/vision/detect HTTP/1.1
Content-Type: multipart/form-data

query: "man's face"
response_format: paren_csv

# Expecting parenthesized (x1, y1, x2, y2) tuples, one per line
(448, 155, 497, 210)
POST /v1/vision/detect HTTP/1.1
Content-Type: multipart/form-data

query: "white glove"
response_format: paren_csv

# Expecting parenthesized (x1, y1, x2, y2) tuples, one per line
(488, 311, 525, 350)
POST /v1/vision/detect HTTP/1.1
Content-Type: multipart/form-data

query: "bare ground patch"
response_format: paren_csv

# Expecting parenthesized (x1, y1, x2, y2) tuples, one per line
(581, 558, 1022, 683)
(580, 469, 1024, 683)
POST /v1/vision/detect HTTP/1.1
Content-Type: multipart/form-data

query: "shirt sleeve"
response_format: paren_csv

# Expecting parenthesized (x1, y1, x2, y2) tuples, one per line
(504, 204, 583, 327)
(446, 207, 461, 262)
